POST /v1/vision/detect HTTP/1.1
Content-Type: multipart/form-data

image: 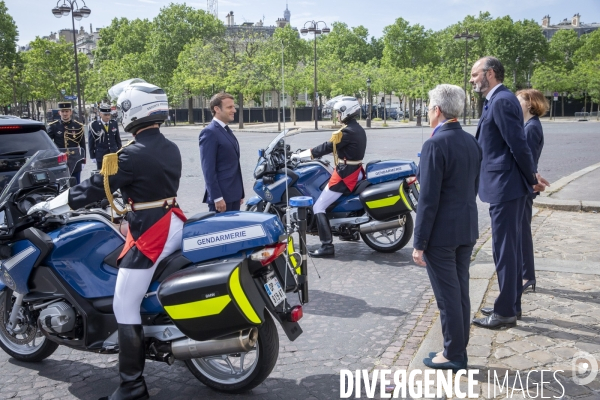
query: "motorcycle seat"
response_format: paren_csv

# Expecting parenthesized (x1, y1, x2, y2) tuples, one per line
(185, 212, 216, 225)
(152, 250, 191, 282)
(352, 179, 372, 195)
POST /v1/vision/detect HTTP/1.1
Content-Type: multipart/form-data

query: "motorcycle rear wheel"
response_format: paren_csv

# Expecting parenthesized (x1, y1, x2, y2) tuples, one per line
(0, 289, 59, 362)
(360, 213, 414, 253)
(185, 312, 279, 393)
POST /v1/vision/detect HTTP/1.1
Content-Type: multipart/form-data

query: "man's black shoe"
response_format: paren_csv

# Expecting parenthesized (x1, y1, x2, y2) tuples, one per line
(472, 313, 517, 330)
(481, 307, 522, 320)
(309, 245, 335, 258)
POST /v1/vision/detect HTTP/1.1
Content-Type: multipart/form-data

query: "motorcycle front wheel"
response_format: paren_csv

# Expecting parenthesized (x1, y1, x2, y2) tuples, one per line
(0, 289, 59, 362)
(185, 312, 279, 393)
(360, 213, 414, 253)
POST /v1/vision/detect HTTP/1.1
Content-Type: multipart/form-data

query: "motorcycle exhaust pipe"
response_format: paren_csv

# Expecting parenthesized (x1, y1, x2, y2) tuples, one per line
(171, 328, 258, 360)
(359, 217, 404, 234)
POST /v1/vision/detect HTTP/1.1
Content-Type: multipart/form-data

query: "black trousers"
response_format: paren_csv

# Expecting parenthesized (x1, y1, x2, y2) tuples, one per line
(208, 200, 241, 213)
(489, 194, 527, 317)
(424, 244, 473, 362)
(522, 196, 535, 281)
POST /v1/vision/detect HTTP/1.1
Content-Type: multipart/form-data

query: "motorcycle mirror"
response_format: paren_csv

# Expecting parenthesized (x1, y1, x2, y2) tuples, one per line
(258, 149, 264, 157)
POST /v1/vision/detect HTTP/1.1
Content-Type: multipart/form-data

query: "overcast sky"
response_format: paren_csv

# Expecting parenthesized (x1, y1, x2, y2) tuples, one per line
(8, 0, 600, 46)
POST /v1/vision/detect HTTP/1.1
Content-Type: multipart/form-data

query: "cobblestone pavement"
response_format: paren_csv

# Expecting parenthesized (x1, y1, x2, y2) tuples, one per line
(464, 209, 600, 399)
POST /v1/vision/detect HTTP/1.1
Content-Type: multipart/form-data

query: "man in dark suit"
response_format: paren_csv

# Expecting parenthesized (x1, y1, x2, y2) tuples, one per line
(413, 84, 481, 372)
(470, 57, 543, 330)
(199, 92, 244, 212)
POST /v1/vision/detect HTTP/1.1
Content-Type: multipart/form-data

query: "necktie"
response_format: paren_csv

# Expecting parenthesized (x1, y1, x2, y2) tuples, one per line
(224, 125, 239, 152)
(484, 99, 489, 111)
(225, 125, 233, 134)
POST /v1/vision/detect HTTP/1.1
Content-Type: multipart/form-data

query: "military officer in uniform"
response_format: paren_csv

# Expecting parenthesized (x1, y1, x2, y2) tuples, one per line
(47, 102, 86, 183)
(30, 79, 182, 400)
(292, 96, 367, 258)
(88, 103, 122, 170)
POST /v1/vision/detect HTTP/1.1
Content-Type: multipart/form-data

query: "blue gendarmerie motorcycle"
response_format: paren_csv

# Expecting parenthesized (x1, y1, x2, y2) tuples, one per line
(0, 149, 310, 394)
(246, 128, 420, 253)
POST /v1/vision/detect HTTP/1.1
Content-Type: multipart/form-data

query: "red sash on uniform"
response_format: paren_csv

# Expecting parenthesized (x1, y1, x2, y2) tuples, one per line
(118, 207, 186, 263)
(328, 166, 365, 193)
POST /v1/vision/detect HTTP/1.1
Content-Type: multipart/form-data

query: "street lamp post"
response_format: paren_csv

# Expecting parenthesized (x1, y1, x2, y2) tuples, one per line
(366, 78, 371, 128)
(301, 21, 329, 130)
(51, 0, 91, 123)
(454, 29, 480, 125)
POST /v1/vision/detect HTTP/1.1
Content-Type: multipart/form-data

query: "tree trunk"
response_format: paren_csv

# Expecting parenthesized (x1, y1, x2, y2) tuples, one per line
(408, 97, 414, 121)
(276, 90, 281, 131)
(201, 91, 206, 127)
(262, 91, 266, 123)
(188, 96, 194, 124)
(238, 92, 244, 129)
(383, 91, 387, 122)
(561, 94, 564, 117)
(292, 98, 297, 126)
(549, 96, 553, 120)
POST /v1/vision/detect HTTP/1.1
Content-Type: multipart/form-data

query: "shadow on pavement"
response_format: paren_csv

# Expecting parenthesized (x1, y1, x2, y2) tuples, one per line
(304, 289, 407, 318)
(10, 357, 344, 400)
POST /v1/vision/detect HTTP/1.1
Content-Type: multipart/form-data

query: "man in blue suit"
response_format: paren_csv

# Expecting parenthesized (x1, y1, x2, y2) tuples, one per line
(413, 84, 482, 372)
(199, 92, 244, 212)
(470, 57, 542, 329)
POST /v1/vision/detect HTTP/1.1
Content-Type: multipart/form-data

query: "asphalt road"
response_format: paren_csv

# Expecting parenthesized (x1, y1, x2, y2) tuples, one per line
(145, 120, 600, 233)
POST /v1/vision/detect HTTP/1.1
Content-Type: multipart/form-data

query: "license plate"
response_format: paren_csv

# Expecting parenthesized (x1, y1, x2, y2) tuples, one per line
(264, 276, 285, 307)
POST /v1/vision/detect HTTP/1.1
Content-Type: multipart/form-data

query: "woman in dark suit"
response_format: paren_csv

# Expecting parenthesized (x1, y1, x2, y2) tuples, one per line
(516, 89, 549, 293)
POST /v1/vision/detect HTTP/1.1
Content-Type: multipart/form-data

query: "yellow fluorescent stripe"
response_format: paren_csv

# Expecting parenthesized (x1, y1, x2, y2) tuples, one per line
(287, 238, 300, 274)
(164, 295, 231, 320)
(229, 267, 261, 324)
(366, 195, 399, 209)
(399, 185, 413, 211)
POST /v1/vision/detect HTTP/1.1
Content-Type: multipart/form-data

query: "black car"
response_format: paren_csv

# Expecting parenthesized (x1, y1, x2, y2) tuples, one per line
(0, 119, 70, 191)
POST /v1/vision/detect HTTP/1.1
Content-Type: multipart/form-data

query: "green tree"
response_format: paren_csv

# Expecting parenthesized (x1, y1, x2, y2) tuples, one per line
(21, 39, 76, 104)
(147, 4, 224, 92)
(548, 29, 582, 70)
(382, 17, 437, 69)
(0, 1, 18, 69)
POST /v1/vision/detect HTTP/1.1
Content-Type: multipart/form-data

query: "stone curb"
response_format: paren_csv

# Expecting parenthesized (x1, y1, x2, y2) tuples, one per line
(533, 161, 600, 212)
(543, 161, 600, 196)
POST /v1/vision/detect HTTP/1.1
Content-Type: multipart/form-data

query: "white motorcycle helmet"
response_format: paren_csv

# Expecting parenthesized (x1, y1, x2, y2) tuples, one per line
(333, 96, 360, 123)
(108, 78, 169, 134)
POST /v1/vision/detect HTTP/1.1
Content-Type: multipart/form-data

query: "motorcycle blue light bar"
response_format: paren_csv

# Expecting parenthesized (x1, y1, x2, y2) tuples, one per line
(258, 149, 264, 157)
(289, 196, 313, 207)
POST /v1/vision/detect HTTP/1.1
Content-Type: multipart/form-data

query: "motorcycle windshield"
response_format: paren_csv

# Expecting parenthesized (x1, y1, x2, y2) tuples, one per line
(0, 149, 67, 204)
(265, 127, 302, 157)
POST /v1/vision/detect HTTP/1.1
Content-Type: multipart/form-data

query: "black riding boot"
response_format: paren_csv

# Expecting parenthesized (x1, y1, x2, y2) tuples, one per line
(309, 213, 335, 258)
(99, 324, 149, 400)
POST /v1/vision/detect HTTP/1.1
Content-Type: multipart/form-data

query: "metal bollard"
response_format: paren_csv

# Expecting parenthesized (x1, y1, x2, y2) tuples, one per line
(289, 196, 313, 304)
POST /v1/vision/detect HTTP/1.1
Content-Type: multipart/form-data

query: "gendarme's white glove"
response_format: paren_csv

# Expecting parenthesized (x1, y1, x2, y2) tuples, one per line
(291, 149, 312, 162)
(27, 189, 72, 216)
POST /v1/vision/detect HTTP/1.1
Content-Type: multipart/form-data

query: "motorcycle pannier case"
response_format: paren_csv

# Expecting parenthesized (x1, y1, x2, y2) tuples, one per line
(359, 180, 415, 221)
(157, 258, 267, 341)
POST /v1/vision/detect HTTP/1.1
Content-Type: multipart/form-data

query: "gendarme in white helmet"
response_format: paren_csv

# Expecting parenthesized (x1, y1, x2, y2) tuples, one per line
(109, 79, 169, 134)
(333, 96, 360, 123)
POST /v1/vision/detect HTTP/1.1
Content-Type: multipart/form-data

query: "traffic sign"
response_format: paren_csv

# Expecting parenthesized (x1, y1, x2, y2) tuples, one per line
(61, 89, 66, 95)
(553, 92, 559, 101)
(64, 95, 77, 100)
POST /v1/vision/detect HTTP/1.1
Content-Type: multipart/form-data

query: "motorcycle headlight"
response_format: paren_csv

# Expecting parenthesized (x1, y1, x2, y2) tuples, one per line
(254, 159, 267, 179)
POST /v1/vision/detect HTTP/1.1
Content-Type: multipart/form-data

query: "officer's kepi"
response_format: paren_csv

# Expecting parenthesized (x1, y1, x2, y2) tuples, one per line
(58, 102, 72, 110)
(99, 104, 111, 114)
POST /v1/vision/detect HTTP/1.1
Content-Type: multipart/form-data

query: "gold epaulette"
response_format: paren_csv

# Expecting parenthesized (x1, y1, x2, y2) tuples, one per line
(101, 140, 135, 216)
(73, 120, 84, 126)
(48, 120, 59, 125)
(328, 124, 346, 166)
